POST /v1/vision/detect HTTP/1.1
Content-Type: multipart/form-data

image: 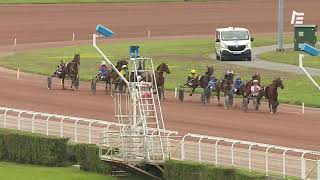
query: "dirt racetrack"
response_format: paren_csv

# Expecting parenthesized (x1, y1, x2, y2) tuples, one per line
(0, 65, 320, 151)
(0, 0, 320, 45)
(0, 1, 320, 152)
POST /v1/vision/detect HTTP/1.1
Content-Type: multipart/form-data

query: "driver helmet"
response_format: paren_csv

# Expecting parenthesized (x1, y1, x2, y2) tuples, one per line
(236, 76, 241, 80)
(122, 64, 127, 69)
(190, 69, 196, 74)
(253, 79, 259, 84)
(101, 61, 106, 66)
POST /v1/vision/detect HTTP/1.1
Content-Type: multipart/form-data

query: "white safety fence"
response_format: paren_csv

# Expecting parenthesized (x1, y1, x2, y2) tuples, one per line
(1, 106, 320, 179)
(168, 133, 320, 180)
(0, 107, 125, 145)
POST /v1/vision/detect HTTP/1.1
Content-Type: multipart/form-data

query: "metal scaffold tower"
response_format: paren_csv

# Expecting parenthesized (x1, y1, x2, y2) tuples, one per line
(93, 25, 172, 166)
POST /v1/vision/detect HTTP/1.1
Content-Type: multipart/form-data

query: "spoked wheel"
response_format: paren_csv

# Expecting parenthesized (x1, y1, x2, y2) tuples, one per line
(253, 97, 259, 111)
(91, 79, 97, 95)
(224, 92, 233, 109)
(178, 89, 184, 102)
(47, 77, 52, 90)
(75, 78, 80, 90)
(201, 89, 211, 105)
(157, 86, 162, 100)
(243, 98, 249, 112)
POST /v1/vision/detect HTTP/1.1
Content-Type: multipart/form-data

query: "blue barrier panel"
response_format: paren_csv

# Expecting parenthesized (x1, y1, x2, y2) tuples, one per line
(96, 24, 114, 37)
(300, 43, 320, 56)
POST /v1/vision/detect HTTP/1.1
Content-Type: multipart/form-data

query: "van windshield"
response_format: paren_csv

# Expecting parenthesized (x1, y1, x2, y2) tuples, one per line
(221, 31, 249, 41)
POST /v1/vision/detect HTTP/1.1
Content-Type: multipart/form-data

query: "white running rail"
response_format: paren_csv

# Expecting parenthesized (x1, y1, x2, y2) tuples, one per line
(299, 54, 320, 91)
(1, 106, 320, 179)
(168, 133, 320, 180)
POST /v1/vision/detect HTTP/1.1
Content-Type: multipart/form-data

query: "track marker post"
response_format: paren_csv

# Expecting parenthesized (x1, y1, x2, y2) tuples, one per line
(174, 87, 177, 98)
(302, 102, 305, 114)
(72, 33, 75, 41)
(14, 37, 17, 47)
(17, 69, 20, 80)
(148, 30, 151, 38)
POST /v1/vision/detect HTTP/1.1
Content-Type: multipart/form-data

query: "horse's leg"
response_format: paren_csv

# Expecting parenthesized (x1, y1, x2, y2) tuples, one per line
(189, 87, 196, 96)
(62, 78, 65, 90)
(216, 87, 220, 104)
(268, 100, 272, 113)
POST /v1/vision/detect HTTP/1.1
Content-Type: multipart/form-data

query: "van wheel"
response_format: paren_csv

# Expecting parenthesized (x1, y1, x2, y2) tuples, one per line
(216, 54, 220, 60)
(247, 56, 252, 61)
(221, 55, 225, 61)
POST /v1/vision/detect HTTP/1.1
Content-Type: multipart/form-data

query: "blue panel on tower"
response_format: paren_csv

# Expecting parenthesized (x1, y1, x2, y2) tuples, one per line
(96, 24, 114, 37)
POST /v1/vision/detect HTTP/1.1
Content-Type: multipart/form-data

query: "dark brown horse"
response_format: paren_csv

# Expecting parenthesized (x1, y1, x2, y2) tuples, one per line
(263, 77, 284, 114)
(155, 63, 170, 100)
(221, 72, 234, 108)
(108, 59, 128, 92)
(199, 66, 222, 104)
(60, 53, 80, 90)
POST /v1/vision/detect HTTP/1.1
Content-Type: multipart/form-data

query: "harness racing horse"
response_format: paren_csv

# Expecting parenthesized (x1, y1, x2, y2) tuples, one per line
(155, 63, 170, 100)
(50, 53, 80, 90)
(244, 74, 261, 98)
(221, 72, 235, 108)
(263, 77, 284, 114)
(199, 66, 222, 104)
(107, 59, 128, 93)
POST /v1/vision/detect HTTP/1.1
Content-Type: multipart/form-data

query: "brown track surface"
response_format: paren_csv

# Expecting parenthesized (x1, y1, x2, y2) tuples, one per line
(0, 1, 320, 151)
(0, 0, 319, 45)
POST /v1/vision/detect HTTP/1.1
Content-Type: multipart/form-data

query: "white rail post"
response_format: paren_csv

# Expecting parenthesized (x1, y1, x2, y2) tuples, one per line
(231, 141, 238, 166)
(215, 140, 221, 165)
(302, 102, 305, 114)
(265, 146, 273, 176)
(181, 138, 185, 160)
(4, 109, 10, 128)
(46, 116, 51, 136)
(301, 152, 307, 179)
(14, 37, 16, 47)
(317, 160, 320, 180)
(31, 113, 38, 133)
(88, 123, 92, 144)
(72, 33, 75, 41)
(18, 111, 25, 130)
(299, 54, 320, 91)
(198, 137, 204, 162)
(283, 149, 289, 178)
(60, 117, 65, 138)
(248, 144, 255, 171)
(74, 119, 80, 143)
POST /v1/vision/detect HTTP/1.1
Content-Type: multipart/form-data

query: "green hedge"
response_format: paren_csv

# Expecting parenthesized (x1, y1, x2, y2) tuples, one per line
(68, 143, 111, 174)
(164, 160, 267, 180)
(0, 128, 68, 166)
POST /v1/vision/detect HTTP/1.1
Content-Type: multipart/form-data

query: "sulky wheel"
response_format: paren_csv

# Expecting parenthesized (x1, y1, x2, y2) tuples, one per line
(243, 98, 249, 112)
(91, 79, 96, 95)
(47, 77, 52, 90)
(178, 89, 184, 102)
(75, 78, 80, 90)
(224, 96, 230, 109)
(253, 97, 259, 111)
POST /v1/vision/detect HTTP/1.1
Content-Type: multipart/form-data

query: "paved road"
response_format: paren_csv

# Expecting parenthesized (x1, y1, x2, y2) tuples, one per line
(209, 44, 320, 76)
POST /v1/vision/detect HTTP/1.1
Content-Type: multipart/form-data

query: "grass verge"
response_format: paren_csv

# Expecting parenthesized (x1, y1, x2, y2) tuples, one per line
(0, 37, 319, 107)
(0, 161, 113, 180)
(259, 45, 320, 69)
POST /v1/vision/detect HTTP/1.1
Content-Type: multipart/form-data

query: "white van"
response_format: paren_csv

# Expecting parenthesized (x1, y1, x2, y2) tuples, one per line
(215, 27, 254, 61)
